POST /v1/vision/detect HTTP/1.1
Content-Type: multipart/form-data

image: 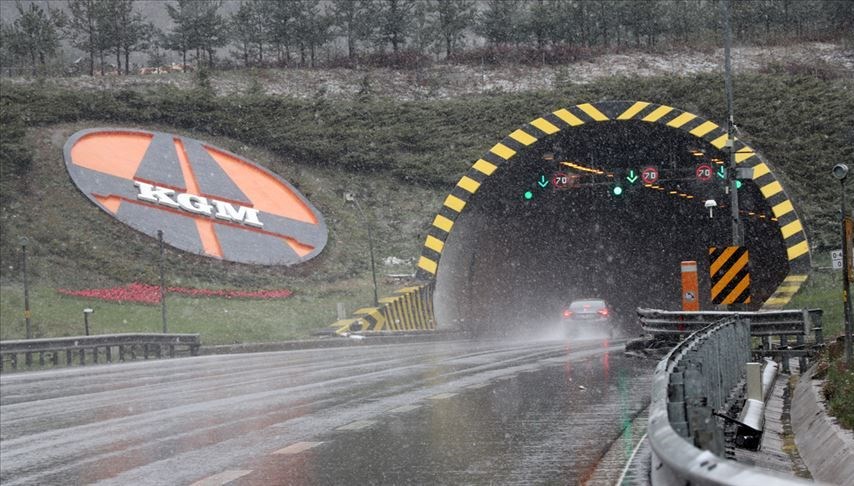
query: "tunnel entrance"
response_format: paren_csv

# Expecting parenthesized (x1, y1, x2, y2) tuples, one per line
(419, 102, 810, 337)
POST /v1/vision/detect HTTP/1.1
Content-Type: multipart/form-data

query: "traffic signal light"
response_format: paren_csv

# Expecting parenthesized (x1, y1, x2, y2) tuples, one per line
(612, 183, 624, 196)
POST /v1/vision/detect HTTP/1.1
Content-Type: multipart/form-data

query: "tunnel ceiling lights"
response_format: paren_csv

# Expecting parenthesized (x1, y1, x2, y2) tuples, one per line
(559, 161, 606, 175)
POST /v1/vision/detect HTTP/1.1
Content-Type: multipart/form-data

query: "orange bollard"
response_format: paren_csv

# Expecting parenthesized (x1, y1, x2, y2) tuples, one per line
(681, 260, 700, 311)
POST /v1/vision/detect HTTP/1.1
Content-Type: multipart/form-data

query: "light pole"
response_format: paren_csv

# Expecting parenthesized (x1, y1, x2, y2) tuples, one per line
(83, 308, 94, 336)
(832, 163, 852, 368)
(345, 193, 379, 307)
(20, 237, 31, 340)
(157, 230, 168, 334)
(20, 237, 32, 367)
(722, 0, 743, 247)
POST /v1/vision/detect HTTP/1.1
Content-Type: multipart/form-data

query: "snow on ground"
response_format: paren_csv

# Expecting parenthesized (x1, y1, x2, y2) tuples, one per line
(7, 43, 852, 101)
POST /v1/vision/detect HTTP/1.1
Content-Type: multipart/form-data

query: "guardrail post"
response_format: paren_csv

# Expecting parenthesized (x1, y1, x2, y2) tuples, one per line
(684, 358, 724, 455)
(811, 309, 823, 346)
(797, 334, 806, 371)
(106, 346, 112, 363)
(668, 369, 689, 437)
(143, 344, 149, 360)
(66, 349, 72, 366)
(118, 345, 125, 362)
(38, 352, 45, 367)
(79, 348, 85, 365)
(92, 346, 99, 364)
(169, 344, 175, 358)
(780, 334, 790, 373)
(11, 353, 18, 370)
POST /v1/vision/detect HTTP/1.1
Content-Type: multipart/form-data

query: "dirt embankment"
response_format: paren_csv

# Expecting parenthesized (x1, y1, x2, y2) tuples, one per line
(7, 43, 852, 101)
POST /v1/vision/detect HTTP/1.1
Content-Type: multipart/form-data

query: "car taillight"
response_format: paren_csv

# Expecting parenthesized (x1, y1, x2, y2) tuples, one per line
(563, 310, 572, 318)
(598, 308, 609, 317)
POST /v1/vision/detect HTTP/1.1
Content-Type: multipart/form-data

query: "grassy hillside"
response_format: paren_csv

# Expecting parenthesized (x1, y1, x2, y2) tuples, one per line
(1, 72, 852, 342)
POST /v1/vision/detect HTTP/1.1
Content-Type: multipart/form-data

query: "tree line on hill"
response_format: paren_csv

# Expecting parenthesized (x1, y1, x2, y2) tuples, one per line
(2, 0, 852, 76)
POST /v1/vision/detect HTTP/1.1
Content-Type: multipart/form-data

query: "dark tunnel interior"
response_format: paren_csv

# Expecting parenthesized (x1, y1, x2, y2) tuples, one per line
(434, 121, 790, 337)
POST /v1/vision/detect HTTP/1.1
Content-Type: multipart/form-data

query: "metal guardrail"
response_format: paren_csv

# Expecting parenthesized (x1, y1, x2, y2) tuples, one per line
(638, 308, 824, 372)
(648, 317, 819, 485)
(0, 333, 200, 372)
(638, 308, 824, 336)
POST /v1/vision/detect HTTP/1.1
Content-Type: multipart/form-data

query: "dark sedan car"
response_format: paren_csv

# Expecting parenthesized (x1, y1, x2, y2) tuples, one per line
(561, 298, 616, 339)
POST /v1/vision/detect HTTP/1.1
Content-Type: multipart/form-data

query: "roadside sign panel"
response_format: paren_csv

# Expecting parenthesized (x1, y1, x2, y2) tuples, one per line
(832, 250, 844, 270)
(681, 260, 700, 311)
(64, 128, 328, 266)
(708, 246, 751, 304)
(641, 166, 659, 184)
(696, 164, 713, 182)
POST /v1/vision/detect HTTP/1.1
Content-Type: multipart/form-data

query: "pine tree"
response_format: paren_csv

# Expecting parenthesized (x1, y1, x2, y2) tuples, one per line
(9, 1, 66, 75)
(67, 0, 101, 76)
(432, 0, 475, 58)
(330, 0, 373, 59)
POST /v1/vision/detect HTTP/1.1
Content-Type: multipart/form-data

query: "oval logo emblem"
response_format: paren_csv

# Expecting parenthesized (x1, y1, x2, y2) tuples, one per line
(64, 128, 327, 266)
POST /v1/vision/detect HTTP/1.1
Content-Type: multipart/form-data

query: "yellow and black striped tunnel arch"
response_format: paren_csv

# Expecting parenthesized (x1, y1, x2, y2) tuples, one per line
(416, 100, 811, 309)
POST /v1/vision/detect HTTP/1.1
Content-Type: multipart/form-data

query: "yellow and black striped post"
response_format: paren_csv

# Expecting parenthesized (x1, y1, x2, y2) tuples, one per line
(708, 246, 751, 304)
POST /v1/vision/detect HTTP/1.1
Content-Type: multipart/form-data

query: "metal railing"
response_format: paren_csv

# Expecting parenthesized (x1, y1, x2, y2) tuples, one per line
(638, 308, 824, 372)
(648, 317, 820, 485)
(638, 308, 822, 336)
(0, 333, 200, 372)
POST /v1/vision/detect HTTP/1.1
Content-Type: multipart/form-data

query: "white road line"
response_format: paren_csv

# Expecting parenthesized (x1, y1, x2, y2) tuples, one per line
(616, 432, 648, 485)
(273, 441, 323, 455)
(388, 404, 422, 413)
(336, 420, 376, 431)
(428, 393, 457, 400)
(466, 383, 490, 389)
(189, 469, 252, 486)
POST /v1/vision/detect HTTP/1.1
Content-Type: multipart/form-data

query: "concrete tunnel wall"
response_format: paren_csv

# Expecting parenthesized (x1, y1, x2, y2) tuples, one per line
(418, 101, 812, 336)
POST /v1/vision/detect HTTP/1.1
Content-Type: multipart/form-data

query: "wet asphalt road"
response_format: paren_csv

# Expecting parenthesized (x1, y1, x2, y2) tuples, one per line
(0, 338, 655, 485)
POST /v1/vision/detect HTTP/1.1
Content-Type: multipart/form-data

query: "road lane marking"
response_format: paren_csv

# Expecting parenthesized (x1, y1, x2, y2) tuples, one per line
(466, 383, 490, 389)
(337, 420, 376, 431)
(274, 441, 323, 455)
(428, 393, 457, 400)
(388, 404, 422, 413)
(190, 469, 252, 486)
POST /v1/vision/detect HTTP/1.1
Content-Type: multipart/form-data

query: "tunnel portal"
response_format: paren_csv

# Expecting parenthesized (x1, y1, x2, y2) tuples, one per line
(418, 101, 811, 336)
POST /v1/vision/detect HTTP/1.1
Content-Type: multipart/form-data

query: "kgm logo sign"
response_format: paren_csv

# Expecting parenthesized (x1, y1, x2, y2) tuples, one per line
(64, 128, 327, 266)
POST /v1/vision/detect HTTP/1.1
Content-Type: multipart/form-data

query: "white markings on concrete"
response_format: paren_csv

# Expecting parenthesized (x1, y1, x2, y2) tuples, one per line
(273, 441, 323, 455)
(388, 404, 421, 413)
(428, 393, 457, 400)
(189, 469, 252, 486)
(336, 420, 376, 431)
(466, 383, 491, 390)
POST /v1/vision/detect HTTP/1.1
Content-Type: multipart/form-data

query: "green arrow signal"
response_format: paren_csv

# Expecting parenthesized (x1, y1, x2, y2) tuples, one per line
(716, 167, 726, 179)
(626, 169, 639, 184)
(538, 175, 548, 188)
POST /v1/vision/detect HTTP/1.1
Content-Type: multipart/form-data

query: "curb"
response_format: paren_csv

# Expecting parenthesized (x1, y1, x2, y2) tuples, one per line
(197, 331, 464, 356)
(791, 365, 854, 486)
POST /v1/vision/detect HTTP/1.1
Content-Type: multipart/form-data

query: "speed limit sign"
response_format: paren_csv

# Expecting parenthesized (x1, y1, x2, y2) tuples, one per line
(696, 164, 713, 182)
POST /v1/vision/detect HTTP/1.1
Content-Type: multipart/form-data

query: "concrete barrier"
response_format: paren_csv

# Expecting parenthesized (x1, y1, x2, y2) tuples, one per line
(791, 366, 854, 486)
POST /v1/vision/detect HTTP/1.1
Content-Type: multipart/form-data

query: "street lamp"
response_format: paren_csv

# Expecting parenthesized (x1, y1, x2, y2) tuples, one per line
(19, 236, 31, 340)
(832, 163, 852, 368)
(345, 193, 379, 307)
(83, 308, 94, 336)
